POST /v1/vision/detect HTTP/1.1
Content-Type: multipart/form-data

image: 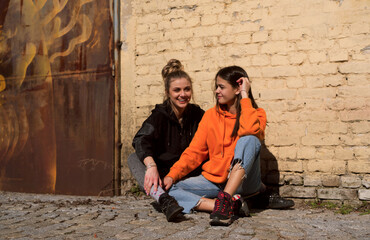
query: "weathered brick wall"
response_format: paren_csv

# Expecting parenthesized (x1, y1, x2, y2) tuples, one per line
(120, 0, 370, 202)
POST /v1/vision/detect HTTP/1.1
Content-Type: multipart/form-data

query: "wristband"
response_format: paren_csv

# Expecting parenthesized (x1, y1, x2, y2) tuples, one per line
(146, 162, 157, 169)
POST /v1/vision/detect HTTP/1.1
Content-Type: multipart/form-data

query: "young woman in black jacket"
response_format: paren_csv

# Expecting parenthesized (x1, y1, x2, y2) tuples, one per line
(128, 59, 204, 221)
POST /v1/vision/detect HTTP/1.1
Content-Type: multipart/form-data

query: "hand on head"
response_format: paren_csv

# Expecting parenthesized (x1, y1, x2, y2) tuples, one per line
(236, 77, 251, 93)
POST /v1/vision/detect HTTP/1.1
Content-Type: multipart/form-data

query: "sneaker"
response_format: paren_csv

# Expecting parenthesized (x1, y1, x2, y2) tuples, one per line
(210, 191, 234, 226)
(158, 193, 184, 222)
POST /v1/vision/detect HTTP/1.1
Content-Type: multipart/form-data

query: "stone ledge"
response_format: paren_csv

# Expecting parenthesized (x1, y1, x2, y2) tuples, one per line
(317, 188, 357, 200)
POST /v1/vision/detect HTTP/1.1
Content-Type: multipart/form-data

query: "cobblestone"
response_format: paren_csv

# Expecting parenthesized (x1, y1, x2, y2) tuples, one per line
(0, 191, 369, 239)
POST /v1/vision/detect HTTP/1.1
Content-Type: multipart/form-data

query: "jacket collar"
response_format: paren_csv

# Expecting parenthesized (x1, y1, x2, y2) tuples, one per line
(215, 105, 236, 119)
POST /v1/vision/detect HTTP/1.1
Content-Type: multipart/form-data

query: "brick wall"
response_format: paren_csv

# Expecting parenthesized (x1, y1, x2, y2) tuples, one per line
(120, 0, 370, 202)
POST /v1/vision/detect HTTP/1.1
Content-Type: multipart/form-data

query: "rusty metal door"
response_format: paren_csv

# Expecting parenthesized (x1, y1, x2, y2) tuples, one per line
(0, 0, 116, 196)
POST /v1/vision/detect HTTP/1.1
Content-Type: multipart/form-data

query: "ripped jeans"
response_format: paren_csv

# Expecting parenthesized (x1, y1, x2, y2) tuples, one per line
(168, 135, 262, 213)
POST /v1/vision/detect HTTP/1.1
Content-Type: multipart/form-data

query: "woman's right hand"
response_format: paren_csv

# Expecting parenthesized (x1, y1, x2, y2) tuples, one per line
(163, 176, 174, 190)
(143, 156, 162, 195)
(144, 166, 162, 195)
(237, 77, 251, 98)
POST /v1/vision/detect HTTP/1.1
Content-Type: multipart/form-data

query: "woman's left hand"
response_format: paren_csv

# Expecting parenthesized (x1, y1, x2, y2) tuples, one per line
(237, 77, 251, 96)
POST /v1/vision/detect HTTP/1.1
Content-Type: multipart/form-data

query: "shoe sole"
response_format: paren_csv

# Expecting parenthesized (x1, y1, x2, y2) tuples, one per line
(210, 218, 232, 226)
(210, 215, 238, 226)
(268, 202, 295, 209)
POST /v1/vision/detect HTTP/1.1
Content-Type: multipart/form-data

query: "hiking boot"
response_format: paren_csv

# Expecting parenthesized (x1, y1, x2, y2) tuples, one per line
(232, 194, 251, 217)
(267, 192, 295, 209)
(250, 191, 295, 209)
(158, 193, 184, 222)
(238, 198, 252, 218)
(232, 194, 242, 216)
(210, 191, 235, 226)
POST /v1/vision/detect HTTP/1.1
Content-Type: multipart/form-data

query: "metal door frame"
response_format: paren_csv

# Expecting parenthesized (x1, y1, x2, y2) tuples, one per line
(113, 0, 122, 196)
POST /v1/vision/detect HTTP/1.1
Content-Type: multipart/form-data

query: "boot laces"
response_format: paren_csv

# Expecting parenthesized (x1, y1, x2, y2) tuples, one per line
(214, 192, 230, 216)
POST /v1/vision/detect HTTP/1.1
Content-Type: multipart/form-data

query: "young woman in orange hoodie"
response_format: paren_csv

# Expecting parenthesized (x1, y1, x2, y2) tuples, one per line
(163, 66, 267, 226)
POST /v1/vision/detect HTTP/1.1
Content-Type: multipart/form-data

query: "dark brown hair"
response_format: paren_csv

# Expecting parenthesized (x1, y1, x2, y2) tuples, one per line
(215, 66, 258, 137)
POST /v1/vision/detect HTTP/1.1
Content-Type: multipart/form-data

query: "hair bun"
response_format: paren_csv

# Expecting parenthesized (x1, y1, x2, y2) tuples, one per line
(162, 59, 184, 79)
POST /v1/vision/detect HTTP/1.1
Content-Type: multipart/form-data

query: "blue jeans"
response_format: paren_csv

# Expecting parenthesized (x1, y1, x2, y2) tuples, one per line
(168, 135, 262, 213)
(127, 153, 167, 201)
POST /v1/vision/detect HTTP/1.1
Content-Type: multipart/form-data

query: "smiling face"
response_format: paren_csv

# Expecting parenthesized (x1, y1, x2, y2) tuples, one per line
(167, 77, 192, 114)
(215, 76, 240, 110)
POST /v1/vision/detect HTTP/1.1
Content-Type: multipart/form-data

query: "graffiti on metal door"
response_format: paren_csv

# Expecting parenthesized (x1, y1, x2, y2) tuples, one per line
(0, 0, 114, 195)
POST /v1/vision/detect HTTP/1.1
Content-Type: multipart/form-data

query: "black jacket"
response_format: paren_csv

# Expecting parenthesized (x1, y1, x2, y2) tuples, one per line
(132, 100, 204, 177)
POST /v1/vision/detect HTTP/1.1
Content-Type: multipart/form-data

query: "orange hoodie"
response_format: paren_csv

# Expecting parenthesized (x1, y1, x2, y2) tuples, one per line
(166, 98, 267, 184)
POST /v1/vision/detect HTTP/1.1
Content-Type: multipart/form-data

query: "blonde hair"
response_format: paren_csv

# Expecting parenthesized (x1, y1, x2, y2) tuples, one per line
(161, 59, 193, 101)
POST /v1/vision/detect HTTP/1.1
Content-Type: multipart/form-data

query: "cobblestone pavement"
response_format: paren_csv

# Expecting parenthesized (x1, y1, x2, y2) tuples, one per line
(0, 191, 369, 240)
